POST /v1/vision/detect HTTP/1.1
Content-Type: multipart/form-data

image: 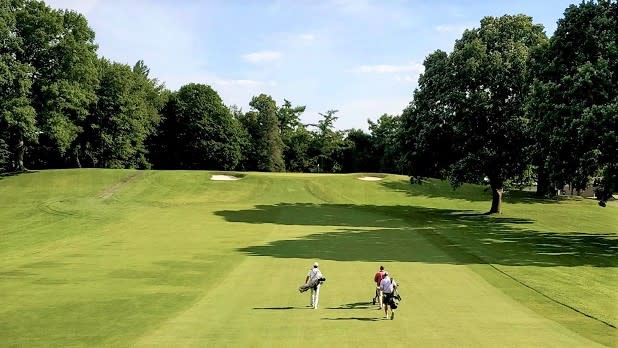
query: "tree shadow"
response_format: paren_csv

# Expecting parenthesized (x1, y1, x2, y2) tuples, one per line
(215, 202, 532, 229)
(215, 203, 618, 268)
(0, 170, 37, 181)
(380, 179, 562, 205)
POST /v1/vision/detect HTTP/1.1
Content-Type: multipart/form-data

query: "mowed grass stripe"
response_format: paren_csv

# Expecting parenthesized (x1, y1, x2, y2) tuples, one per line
(0, 169, 616, 347)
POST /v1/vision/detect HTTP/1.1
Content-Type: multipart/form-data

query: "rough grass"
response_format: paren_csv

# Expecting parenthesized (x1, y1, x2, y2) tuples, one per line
(0, 169, 616, 347)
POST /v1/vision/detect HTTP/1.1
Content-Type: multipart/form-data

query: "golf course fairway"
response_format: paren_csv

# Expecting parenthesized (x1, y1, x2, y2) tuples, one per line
(1, 169, 616, 347)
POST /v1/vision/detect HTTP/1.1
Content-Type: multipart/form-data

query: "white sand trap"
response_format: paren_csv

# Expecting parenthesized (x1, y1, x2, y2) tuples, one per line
(358, 176, 383, 181)
(210, 175, 241, 181)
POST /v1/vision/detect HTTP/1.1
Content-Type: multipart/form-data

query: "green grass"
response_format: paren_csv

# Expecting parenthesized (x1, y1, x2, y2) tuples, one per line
(0, 169, 616, 347)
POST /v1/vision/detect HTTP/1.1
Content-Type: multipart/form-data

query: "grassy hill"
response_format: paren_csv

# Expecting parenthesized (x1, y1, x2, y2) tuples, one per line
(0, 170, 616, 347)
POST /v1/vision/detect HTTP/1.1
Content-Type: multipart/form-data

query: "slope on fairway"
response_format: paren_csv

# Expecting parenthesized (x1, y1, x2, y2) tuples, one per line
(0, 170, 616, 347)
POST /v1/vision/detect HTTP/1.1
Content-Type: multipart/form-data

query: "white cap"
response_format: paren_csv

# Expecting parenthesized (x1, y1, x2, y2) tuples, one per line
(313, 262, 319, 267)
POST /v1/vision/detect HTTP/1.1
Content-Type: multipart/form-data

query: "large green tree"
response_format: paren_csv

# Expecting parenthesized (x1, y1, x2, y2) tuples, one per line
(369, 114, 402, 173)
(277, 99, 307, 171)
(340, 128, 376, 173)
(78, 59, 165, 168)
(0, 0, 36, 171)
(401, 15, 548, 213)
(14, 0, 99, 167)
(308, 110, 348, 172)
(156, 83, 241, 170)
(526, 0, 617, 205)
(227, 105, 254, 171)
(249, 94, 284, 172)
(400, 50, 453, 180)
(285, 126, 314, 172)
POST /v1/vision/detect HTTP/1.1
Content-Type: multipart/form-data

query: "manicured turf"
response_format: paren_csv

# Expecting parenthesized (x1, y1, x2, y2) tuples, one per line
(0, 169, 616, 347)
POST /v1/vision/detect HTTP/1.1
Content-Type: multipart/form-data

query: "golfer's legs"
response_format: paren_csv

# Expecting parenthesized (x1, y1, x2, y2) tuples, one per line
(379, 289, 384, 308)
(314, 285, 320, 308)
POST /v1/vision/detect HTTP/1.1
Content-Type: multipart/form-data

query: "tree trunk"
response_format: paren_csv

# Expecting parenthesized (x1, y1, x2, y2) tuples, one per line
(15, 138, 25, 172)
(536, 165, 551, 197)
(489, 180, 503, 214)
(74, 146, 82, 168)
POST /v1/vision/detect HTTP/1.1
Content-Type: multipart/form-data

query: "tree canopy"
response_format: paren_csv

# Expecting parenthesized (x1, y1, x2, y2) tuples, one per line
(526, 0, 617, 205)
(401, 15, 548, 213)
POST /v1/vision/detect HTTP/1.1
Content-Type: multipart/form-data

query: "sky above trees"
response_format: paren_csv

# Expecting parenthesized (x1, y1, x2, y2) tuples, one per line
(46, 0, 575, 130)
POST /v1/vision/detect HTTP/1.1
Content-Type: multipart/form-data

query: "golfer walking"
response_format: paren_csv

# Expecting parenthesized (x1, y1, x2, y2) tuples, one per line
(373, 265, 386, 309)
(305, 262, 323, 309)
(379, 271, 397, 320)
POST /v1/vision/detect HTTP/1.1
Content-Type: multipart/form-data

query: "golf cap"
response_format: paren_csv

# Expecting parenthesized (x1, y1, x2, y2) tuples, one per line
(384, 271, 388, 276)
(313, 262, 319, 267)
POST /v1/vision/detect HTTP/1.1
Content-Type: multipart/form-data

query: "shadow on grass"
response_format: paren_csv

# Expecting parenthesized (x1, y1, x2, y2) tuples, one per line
(252, 307, 302, 310)
(326, 302, 373, 310)
(321, 317, 382, 321)
(216, 203, 618, 268)
(0, 170, 37, 181)
(216, 203, 532, 229)
(380, 180, 562, 205)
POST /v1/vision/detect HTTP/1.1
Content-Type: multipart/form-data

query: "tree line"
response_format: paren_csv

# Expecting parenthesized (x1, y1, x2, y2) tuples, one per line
(1, 0, 400, 175)
(1, 0, 616, 212)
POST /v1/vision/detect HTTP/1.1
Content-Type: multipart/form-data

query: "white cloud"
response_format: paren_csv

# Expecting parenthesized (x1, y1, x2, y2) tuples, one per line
(212, 79, 278, 88)
(299, 34, 316, 41)
(45, 0, 100, 14)
(352, 62, 424, 74)
(243, 50, 282, 63)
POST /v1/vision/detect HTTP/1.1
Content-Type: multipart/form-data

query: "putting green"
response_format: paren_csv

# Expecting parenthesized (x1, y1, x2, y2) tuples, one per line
(0, 170, 616, 347)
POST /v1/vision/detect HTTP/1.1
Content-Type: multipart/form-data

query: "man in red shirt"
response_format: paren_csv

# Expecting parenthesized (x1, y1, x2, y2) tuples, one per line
(373, 265, 386, 309)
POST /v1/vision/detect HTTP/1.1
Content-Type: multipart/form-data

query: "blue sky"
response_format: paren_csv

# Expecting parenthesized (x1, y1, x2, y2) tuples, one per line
(47, 0, 576, 130)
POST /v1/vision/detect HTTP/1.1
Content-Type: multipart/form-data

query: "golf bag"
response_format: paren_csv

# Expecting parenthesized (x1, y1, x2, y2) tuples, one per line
(299, 277, 326, 293)
(387, 289, 402, 309)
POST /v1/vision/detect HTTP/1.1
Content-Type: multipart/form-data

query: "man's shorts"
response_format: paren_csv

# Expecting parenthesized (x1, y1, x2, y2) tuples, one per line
(383, 292, 394, 306)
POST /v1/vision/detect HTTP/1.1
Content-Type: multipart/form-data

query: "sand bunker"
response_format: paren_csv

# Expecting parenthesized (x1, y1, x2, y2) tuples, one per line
(211, 175, 241, 181)
(358, 176, 383, 181)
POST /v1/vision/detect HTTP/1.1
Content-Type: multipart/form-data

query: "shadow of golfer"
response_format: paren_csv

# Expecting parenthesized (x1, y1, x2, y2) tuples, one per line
(321, 317, 382, 321)
(326, 302, 373, 310)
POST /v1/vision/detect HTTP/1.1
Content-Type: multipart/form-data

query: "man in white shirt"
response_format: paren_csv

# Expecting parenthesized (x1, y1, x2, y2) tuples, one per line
(379, 271, 397, 320)
(305, 262, 323, 309)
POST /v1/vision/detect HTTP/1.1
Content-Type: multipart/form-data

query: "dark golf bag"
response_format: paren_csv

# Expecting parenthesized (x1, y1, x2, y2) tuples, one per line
(299, 277, 326, 293)
(388, 292, 402, 309)
(384, 282, 402, 309)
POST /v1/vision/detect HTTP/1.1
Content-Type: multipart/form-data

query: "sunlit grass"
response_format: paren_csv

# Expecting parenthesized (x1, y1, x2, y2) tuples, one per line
(0, 170, 616, 347)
